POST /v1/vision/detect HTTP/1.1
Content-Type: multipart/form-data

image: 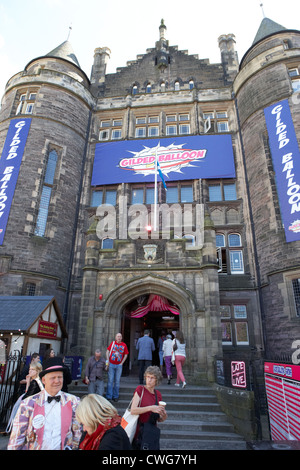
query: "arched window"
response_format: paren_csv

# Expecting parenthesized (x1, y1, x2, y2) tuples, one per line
(161, 82, 166, 92)
(189, 80, 194, 90)
(146, 83, 151, 93)
(132, 85, 138, 95)
(228, 233, 241, 247)
(174, 81, 180, 91)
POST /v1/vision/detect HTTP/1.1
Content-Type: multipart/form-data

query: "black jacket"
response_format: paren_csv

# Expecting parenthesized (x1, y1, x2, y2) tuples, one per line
(80, 425, 131, 450)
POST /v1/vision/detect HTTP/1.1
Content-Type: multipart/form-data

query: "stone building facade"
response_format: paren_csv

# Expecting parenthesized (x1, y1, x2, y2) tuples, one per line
(0, 18, 300, 385)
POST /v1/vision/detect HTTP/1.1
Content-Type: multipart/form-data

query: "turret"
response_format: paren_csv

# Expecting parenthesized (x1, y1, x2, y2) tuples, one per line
(90, 47, 111, 86)
(218, 33, 239, 82)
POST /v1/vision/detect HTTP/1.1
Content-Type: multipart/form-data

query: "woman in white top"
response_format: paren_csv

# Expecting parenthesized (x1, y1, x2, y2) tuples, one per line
(173, 331, 186, 388)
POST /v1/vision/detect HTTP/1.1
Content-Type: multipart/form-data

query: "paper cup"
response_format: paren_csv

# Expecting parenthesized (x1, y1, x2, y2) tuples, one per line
(159, 401, 166, 406)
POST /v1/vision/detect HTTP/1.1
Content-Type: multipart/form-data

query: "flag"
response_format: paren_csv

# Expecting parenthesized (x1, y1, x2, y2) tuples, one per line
(157, 159, 167, 191)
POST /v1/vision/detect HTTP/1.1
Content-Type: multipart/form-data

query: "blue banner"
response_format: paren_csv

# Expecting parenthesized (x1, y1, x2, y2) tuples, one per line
(0, 118, 31, 245)
(264, 100, 300, 242)
(91, 134, 236, 186)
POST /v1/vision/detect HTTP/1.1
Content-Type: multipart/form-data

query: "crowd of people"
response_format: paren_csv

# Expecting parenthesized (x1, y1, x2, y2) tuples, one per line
(6, 330, 186, 451)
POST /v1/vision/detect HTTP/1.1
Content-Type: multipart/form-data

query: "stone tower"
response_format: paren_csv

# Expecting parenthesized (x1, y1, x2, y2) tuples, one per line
(0, 40, 93, 315)
(234, 18, 300, 357)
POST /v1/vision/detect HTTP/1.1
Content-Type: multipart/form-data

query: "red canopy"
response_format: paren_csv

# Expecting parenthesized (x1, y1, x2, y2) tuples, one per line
(130, 294, 180, 318)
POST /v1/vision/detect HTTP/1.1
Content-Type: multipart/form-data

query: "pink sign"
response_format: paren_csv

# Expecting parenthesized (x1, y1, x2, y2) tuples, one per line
(231, 361, 246, 388)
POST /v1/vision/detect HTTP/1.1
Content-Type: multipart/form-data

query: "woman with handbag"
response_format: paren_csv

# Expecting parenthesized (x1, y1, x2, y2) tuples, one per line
(76, 394, 131, 450)
(130, 366, 167, 450)
(172, 331, 187, 388)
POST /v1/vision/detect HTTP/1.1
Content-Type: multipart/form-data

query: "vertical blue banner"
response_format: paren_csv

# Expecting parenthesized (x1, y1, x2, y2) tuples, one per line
(0, 118, 31, 245)
(264, 100, 300, 242)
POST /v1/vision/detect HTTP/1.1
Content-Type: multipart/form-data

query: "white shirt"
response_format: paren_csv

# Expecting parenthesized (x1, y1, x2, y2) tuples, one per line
(173, 339, 186, 357)
(162, 338, 173, 357)
(41, 391, 62, 450)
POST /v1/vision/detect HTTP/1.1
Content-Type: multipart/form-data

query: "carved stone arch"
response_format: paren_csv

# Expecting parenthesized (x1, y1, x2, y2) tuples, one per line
(104, 273, 196, 319)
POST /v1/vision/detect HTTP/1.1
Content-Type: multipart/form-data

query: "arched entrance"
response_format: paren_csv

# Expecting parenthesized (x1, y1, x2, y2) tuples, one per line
(103, 274, 196, 376)
(122, 294, 180, 371)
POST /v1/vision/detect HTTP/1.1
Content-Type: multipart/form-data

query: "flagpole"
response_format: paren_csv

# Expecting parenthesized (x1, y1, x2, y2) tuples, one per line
(154, 148, 158, 231)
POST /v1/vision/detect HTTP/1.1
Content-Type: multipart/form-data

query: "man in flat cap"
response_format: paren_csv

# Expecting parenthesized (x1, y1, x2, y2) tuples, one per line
(8, 357, 81, 450)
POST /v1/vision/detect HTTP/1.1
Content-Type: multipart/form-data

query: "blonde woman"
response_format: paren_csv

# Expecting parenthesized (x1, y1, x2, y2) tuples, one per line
(23, 361, 43, 399)
(76, 394, 131, 450)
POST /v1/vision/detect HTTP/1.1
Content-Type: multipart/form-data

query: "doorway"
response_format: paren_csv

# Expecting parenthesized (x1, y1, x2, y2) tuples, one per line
(121, 294, 180, 374)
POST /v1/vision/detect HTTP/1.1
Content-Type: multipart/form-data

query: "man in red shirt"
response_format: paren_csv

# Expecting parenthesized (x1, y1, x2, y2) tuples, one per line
(106, 333, 128, 402)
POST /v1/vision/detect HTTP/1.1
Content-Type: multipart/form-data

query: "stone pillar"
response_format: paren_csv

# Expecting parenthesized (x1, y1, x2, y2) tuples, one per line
(78, 228, 100, 359)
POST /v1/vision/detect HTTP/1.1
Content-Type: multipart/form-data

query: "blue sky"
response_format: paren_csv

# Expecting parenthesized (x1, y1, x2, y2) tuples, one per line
(0, 0, 298, 98)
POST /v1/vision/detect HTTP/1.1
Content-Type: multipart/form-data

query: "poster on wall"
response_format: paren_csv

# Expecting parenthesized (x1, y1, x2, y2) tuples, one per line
(0, 118, 32, 245)
(264, 99, 300, 242)
(264, 362, 300, 440)
(91, 134, 236, 186)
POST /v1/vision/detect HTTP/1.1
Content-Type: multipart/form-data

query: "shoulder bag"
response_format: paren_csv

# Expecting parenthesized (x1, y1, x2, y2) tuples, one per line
(121, 387, 144, 443)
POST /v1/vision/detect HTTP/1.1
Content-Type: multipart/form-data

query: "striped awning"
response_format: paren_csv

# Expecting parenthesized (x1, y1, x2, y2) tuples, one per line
(130, 294, 180, 318)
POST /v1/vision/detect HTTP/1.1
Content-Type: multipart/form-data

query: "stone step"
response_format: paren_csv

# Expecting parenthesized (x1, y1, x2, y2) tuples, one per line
(69, 379, 247, 450)
(160, 438, 247, 450)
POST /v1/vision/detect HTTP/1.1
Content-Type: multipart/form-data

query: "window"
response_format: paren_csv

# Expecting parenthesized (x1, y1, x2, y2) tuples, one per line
(288, 68, 299, 77)
(102, 238, 114, 249)
(166, 125, 177, 136)
(146, 83, 152, 93)
(174, 81, 180, 91)
(132, 188, 144, 204)
(99, 119, 123, 141)
(288, 68, 300, 92)
(132, 85, 138, 95)
(136, 117, 146, 124)
(179, 123, 190, 135)
(131, 186, 155, 204)
(220, 305, 249, 346)
(34, 150, 58, 237)
(209, 184, 222, 201)
(161, 82, 166, 92)
(230, 251, 244, 274)
(111, 129, 122, 140)
(99, 130, 109, 140)
(208, 182, 237, 201)
(165, 114, 190, 136)
(146, 187, 154, 204)
(135, 116, 160, 138)
(189, 80, 194, 90)
(203, 110, 229, 133)
(216, 232, 244, 275)
(25, 282, 36, 296)
(16, 90, 37, 115)
(90, 188, 116, 206)
(149, 116, 159, 124)
(228, 233, 241, 247)
(135, 127, 146, 138)
(217, 121, 229, 132)
(292, 79, 300, 93)
(91, 190, 103, 207)
(292, 279, 300, 317)
(166, 184, 193, 203)
(148, 127, 159, 137)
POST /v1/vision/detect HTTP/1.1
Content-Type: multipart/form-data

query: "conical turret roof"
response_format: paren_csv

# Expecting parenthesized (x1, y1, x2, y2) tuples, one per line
(252, 17, 286, 45)
(46, 40, 81, 67)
